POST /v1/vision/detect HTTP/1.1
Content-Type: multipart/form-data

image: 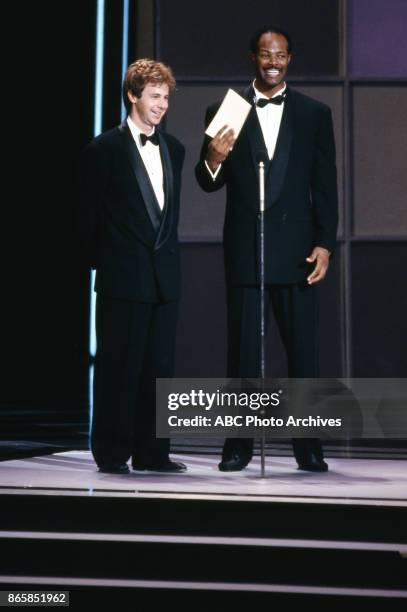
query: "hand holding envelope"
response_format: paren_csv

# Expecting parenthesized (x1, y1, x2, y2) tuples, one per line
(205, 89, 252, 172)
(206, 125, 236, 172)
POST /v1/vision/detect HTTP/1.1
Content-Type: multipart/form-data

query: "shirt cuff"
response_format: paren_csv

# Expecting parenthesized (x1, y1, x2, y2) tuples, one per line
(205, 160, 222, 180)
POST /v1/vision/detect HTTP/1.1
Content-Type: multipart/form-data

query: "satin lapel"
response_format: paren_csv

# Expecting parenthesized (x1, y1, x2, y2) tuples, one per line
(240, 85, 268, 180)
(155, 132, 174, 249)
(119, 123, 162, 233)
(266, 89, 293, 208)
(240, 86, 274, 211)
(246, 107, 269, 180)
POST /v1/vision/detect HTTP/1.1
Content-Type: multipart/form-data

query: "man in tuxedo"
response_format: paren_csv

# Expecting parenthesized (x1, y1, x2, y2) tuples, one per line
(79, 59, 186, 474)
(195, 27, 338, 472)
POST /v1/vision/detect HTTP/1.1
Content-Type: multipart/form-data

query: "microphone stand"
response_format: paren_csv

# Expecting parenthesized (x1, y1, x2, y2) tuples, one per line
(258, 159, 266, 478)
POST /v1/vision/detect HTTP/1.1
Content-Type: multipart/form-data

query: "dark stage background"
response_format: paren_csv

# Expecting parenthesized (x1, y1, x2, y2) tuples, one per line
(1, 0, 406, 451)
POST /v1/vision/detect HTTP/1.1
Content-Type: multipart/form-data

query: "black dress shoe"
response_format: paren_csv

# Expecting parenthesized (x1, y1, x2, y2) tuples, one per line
(98, 463, 130, 474)
(297, 458, 328, 472)
(218, 454, 250, 472)
(132, 460, 187, 473)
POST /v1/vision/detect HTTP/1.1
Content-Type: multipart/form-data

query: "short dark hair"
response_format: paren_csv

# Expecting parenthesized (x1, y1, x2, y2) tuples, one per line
(250, 26, 292, 55)
(122, 58, 176, 113)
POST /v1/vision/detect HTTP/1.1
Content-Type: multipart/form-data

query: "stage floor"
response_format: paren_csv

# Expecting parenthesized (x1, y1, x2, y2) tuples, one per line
(0, 451, 406, 505)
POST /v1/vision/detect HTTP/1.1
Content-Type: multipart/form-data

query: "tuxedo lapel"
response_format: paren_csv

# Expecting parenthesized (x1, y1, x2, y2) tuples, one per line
(240, 84, 294, 210)
(265, 88, 293, 208)
(119, 123, 162, 233)
(240, 86, 270, 184)
(155, 132, 174, 249)
(245, 108, 269, 180)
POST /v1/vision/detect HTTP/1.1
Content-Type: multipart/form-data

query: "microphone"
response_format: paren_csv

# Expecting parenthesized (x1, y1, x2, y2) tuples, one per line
(256, 150, 267, 212)
(255, 152, 267, 477)
(256, 150, 268, 166)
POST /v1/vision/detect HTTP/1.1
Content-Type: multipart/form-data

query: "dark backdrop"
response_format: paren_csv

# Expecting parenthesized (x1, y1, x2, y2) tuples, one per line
(1, 0, 406, 447)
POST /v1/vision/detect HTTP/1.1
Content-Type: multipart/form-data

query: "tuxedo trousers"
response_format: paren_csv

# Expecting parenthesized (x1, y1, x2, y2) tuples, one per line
(91, 295, 178, 467)
(223, 282, 324, 463)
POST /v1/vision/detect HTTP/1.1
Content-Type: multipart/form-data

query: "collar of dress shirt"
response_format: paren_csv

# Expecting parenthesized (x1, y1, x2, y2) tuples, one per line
(126, 116, 156, 146)
(252, 81, 287, 105)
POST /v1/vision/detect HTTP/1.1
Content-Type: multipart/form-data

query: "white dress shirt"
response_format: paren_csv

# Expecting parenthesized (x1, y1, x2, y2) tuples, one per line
(205, 82, 287, 179)
(127, 116, 165, 210)
(253, 81, 286, 160)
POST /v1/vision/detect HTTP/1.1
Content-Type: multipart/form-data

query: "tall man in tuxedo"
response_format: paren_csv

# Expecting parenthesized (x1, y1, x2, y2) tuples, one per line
(195, 27, 338, 472)
(79, 59, 186, 474)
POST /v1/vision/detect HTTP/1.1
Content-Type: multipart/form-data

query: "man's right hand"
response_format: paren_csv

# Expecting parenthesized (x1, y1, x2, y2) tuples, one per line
(206, 125, 236, 172)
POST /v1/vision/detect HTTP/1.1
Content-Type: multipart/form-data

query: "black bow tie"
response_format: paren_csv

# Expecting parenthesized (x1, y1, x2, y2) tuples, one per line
(256, 94, 286, 107)
(140, 132, 159, 146)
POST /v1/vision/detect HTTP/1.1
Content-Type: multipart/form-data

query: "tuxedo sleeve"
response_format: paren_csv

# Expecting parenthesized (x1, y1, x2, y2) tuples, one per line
(311, 106, 339, 252)
(195, 104, 226, 192)
(77, 142, 108, 269)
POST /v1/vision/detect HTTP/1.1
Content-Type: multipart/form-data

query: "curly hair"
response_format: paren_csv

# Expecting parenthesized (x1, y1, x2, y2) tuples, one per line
(122, 59, 176, 112)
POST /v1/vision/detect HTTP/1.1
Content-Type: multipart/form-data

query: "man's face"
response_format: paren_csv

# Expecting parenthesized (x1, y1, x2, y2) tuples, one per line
(128, 82, 169, 132)
(252, 32, 291, 94)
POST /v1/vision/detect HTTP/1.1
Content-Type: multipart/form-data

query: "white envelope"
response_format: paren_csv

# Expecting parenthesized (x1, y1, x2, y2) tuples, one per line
(205, 88, 252, 139)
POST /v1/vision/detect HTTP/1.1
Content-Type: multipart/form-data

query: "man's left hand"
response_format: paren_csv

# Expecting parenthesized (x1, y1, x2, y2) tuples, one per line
(306, 247, 330, 285)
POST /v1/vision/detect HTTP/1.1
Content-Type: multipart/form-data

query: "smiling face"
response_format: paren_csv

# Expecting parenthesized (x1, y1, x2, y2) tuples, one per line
(252, 31, 291, 96)
(128, 81, 169, 133)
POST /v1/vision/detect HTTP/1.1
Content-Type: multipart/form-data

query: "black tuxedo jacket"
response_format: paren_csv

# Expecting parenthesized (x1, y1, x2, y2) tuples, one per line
(195, 85, 338, 285)
(79, 123, 185, 302)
